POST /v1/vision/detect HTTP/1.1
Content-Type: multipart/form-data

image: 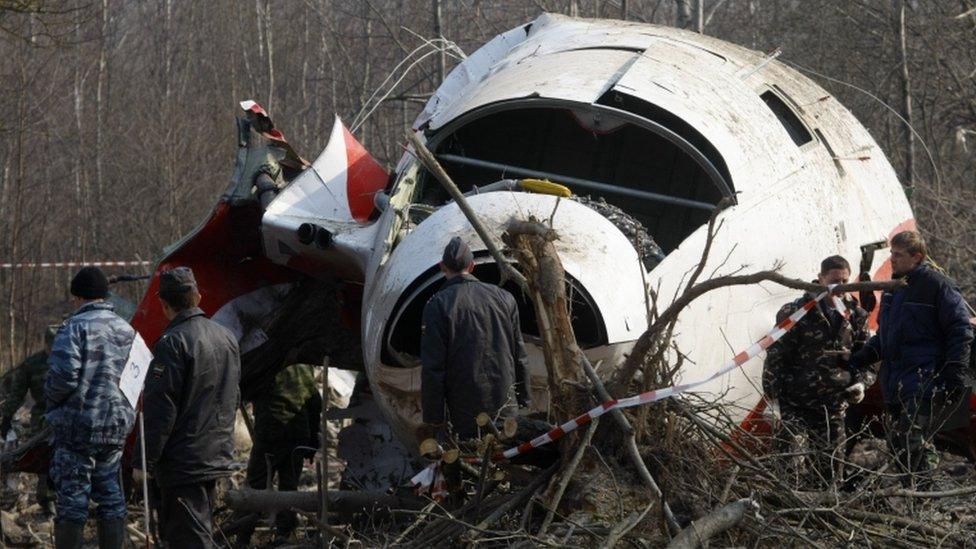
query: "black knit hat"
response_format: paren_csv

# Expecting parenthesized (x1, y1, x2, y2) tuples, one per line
(70, 266, 109, 299)
(442, 236, 474, 273)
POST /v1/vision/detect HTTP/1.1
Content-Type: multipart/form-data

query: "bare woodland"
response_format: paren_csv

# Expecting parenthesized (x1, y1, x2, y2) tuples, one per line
(0, 0, 974, 366)
(3, 2, 976, 546)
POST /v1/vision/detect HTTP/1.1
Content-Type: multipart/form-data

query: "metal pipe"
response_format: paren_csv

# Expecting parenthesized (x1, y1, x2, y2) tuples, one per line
(426, 97, 735, 200)
(437, 154, 716, 211)
(408, 133, 529, 291)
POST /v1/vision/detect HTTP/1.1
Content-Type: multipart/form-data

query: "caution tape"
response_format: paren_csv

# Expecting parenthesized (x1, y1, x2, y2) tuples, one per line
(410, 462, 448, 500)
(412, 288, 839, 495)
(0, 261, 152, 269)
(500, 290, 835, 459)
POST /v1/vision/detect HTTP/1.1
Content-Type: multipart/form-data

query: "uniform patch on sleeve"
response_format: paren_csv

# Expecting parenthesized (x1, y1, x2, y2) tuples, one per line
(150, 359, 165, 379)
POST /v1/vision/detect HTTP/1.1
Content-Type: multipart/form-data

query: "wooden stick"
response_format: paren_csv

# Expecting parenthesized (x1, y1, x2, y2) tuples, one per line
(601, 500, 656, 549)
(538, 416, 599, 535)
(581, 354, 681, 536)
(476, 412, 503, 439)
(406, 131, 528, 291)
(469, 463, 559, 540)
(666, 498, 756, 549)
(319, 356, 330, 548)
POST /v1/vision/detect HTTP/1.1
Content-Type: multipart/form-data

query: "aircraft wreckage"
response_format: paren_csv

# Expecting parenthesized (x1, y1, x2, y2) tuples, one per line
(7, 14, 938, 484)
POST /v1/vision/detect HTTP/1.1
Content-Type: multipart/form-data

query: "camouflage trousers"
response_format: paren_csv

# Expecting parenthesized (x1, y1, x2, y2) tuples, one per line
(775, 405, 846, 487)
(49, 444, 125, 524)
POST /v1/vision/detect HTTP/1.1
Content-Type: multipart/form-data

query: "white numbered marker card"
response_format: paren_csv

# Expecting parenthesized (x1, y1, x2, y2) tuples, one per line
(120, 333, 153, 408)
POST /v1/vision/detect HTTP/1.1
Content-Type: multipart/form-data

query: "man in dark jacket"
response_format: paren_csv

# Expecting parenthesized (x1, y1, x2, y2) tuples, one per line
(45, 267, 136, 549)
(420, 237, 531, 440)
(850, 231, 973, 477)
(136, 267, 241, 548)
(762, 255, 873, 484)
(1, 325, 58, 512)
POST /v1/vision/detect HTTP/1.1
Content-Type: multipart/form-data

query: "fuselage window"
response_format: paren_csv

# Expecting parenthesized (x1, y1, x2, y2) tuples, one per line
(760, 90, 813, 147)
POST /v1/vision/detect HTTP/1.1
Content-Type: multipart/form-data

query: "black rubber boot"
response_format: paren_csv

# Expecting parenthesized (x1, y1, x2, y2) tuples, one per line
(54, 520, 85, 549)
(97, 517, 127, 549)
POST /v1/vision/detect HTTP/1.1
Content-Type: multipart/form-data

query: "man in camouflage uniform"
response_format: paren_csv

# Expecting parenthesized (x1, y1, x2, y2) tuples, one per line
(763, 255, 875, 484)
(235, 359, 321, 546)
(0, 325, 58, 512)
(45, 267, 136, 548)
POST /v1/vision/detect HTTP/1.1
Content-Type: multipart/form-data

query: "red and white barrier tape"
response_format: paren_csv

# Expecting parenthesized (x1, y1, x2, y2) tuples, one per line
(412, 289, 839, 494)
(411, 462, 448, 500)
(499, 290, 832, 459)
(0, 261, 152, 269)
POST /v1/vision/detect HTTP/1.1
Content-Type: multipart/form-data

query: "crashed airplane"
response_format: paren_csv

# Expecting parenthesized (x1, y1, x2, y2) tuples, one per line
(5, 14, 938, 477)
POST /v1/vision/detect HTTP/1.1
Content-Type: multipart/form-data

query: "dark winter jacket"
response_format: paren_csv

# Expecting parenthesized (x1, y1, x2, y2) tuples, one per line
(852, 263, 973, 403)
(44, 301, 136, 448)
(1, 351, 49, 437)
(421, 273, 531, 439)
(141, 308, 240, 487)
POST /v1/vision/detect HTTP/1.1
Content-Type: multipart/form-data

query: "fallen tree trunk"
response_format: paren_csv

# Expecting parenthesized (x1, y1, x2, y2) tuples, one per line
(503, 217, 584, 422)
(666, 498, 756, 549)
(224, 489, 426, 514)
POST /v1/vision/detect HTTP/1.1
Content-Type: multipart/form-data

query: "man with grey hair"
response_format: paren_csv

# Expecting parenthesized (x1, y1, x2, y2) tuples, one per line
(419, 237, 531, 440)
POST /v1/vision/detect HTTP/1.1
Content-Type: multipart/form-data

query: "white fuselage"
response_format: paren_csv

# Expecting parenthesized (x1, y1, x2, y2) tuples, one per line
(259, 14, 912, 452)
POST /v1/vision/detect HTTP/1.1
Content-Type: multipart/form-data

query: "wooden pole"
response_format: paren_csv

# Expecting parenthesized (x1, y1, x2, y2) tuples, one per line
(406, 132, 528, 292)
(319, 356, 330, 548)
(138, 411, 152, 548)
(580, 355, 681, 536)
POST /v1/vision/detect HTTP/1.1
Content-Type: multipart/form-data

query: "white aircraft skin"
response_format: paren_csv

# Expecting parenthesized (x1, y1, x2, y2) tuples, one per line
(258, 14, 913, 452)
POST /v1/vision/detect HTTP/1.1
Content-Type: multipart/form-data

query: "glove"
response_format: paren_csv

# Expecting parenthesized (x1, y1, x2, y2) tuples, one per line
(844, 382, 866, 404)
(132, 467, 149, 486)
(766, 398, 781, 428)
(941, 362, 976, 389)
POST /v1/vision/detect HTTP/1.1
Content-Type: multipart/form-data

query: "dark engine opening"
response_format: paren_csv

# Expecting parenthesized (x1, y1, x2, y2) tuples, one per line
(383, 258, 606, 368)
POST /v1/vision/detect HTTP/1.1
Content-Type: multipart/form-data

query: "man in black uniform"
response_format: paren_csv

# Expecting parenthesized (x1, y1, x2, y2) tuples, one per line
(135, 267, 241, 548)
(420, 237, 531, 440)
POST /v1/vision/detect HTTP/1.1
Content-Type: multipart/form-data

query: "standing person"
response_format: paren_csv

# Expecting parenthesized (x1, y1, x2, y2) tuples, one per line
(136, 267, 240, 548)
(1, 326, 58, 513)
(234, 359, 321, 547)
(419, 237, 531, 440)
(850, 230, 973, 480)
(762, 255, 874, 484)
(44, 267, 136, 548)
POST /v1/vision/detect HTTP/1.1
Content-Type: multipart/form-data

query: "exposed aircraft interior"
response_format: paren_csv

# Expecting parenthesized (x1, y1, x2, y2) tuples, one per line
(416, 103, 734, 253)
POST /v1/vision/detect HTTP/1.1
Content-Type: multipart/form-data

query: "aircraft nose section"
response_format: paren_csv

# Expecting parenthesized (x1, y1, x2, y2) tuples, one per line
(372, 192, 652, 369)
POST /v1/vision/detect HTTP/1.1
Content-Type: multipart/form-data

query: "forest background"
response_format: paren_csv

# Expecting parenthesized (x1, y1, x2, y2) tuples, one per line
(1, 0, 973, 369)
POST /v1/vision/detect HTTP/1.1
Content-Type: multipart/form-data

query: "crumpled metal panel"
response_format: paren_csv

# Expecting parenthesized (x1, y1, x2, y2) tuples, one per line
(424, 48, 639, 131)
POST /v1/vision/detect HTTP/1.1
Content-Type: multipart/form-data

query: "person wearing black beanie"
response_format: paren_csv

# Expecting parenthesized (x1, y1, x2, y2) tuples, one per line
(70, 266, 109, 301)
(45, 266, 135, 548)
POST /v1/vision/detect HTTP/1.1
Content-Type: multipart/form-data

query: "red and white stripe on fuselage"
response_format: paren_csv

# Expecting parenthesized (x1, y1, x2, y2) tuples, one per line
(264, 116, 387, 225)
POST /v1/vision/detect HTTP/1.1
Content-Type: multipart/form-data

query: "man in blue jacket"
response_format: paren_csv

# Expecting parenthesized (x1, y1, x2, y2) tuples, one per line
(850, 230, 973, 478)
(45, 266, 136, 549)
